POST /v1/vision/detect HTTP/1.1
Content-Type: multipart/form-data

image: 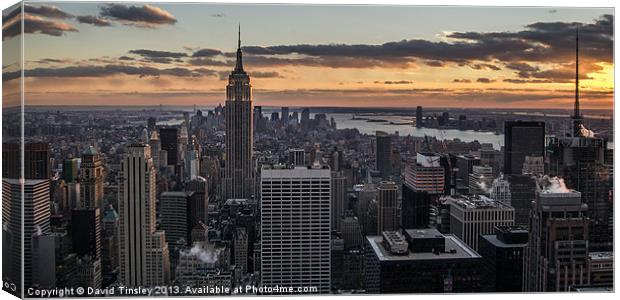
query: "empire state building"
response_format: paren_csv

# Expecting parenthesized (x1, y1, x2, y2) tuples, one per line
(223, 26, 254, 199)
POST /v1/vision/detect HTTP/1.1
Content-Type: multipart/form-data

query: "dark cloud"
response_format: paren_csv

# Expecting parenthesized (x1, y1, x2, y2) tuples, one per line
(453, 79, 472, 83)
(99, 4, 177, 28)
(250, 71, 284, 78)
(477, 78, 495, 83)
(242, 54, 413, 69)
(515, 65, 593, 83)
(76, 15, 112, 27)
(192, 48, 224, 57)
(187, 58, 229, 67)
(374, 80, 413, 84)
(36, 58, 68, 64)
(25, 4, 73, 19)
(3, 15, 78, 40)
(464, 63, 501, 71)
(129, 49, 187, 58)
(240, 14, 611, 79)
(503, 78, 552, 84)
(504, 62, 539, 72)
(118, 56, 134, 61)
(142, 57, 175, 64)
(4, 64, 207, 81)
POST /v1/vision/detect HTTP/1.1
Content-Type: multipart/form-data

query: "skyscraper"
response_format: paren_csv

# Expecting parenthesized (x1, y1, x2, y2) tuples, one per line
(523, 179, 590, 292)
(404, 153, 445, 194)
(101, 205, 120, 277)
(260, 164, 331, 294)
(545, 29, 612, 251)
(2, 178, 51, 290)
(375, 131, 392, 179)
(402, 153, 444, 229)
(159, 127, 179, 166)
(377, 181, 399, 234)
(331, 171, 347, 231)
(71, 208, 102, 260)
(118, 144, 170, 286)
(478, 226, 528, 292)
(80, 146, 105, 211)
(503, 121, 545, 175)
(3, 142, 50, 179)
(445, 195, 514, 251)
(149, 130, 162, 168)
(281, 106, 289, 124)
(223, 26, 255, 200)
(234, 227, 249, 278)
(416, 106, 423, 128)
(63, 157, 79, 183)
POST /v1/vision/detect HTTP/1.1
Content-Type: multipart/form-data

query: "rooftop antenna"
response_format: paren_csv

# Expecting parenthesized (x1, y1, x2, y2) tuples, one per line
(572, 25, 583, 137)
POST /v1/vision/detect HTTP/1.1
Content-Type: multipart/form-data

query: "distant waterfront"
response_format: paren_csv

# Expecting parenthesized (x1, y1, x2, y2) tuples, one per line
(158, 111, 504, 149)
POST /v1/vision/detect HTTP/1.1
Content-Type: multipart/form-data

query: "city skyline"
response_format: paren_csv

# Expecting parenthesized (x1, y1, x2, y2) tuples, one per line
(2, 3, 614, 109)
(1, 2, 615, 297)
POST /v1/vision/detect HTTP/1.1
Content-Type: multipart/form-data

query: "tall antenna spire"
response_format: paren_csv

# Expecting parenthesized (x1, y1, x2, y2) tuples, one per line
(572, 24, 583, 137)
(234, 23, 244, 72)
(574, 25, 580, 118)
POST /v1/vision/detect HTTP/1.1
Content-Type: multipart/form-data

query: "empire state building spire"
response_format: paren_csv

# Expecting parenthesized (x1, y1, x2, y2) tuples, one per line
(234, 24, 244, 73)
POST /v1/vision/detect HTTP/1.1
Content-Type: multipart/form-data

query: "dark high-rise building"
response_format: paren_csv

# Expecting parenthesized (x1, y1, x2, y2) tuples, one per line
(416, 106, 423, 128)
(159, 127, 179, 166)
(401, 186, 431, 229)
(71, 208, 102, 260)
(548, 135, 610, 251)
(3, 142, 50, 179)
(375, 131, 392, 179)
(523, 182, 590, 292)
(377, 181, 398, 233)
(332, 171, 347, 232)
(281, 106, 289, 123)
(506, 174, 537, 225)
(160, 191, 193, 250)
(63, 157, 79, 183)
(364, 229, 482, 293)
(478, 226, 528, 292)
(300, 107, 310, 128)
(223, 27, 255, 200)
(503, 121, 545, 175)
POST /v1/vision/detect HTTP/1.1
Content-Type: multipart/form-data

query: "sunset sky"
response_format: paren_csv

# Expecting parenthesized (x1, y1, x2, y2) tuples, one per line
(2, 2, 614, 109)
